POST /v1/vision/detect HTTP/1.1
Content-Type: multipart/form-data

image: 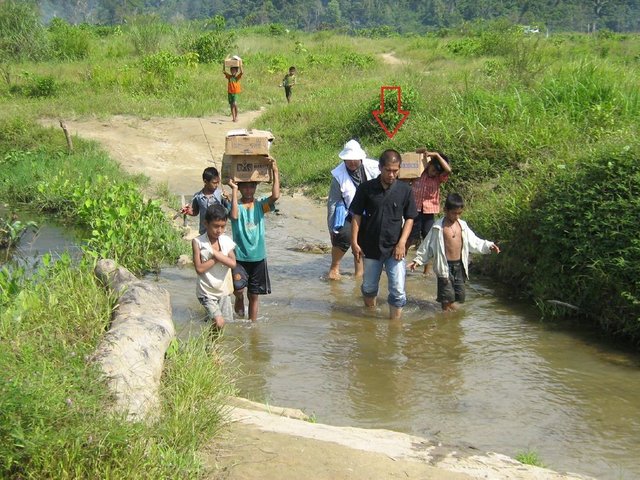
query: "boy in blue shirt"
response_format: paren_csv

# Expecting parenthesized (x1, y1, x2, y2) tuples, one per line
(181, 167, 231, 235)
(229, 158, 280, 321)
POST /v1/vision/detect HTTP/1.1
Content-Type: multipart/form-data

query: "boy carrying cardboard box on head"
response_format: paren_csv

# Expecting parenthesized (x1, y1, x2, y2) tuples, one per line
(228, 158, 280, 322)
(223, 56, 243, 122)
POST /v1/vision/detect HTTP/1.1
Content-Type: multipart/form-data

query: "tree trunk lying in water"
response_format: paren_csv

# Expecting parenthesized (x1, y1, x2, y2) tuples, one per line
(93, 259, 175, 421)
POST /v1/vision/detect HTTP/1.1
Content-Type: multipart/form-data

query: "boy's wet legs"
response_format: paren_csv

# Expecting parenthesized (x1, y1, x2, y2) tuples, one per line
(248, 293, 259, 322)
(233, 289, 245, 317)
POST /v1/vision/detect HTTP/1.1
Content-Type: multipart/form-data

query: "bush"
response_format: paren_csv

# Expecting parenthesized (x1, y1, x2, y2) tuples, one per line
(0, 1, 50, 61)
(48, 17, 91, 60)
(351, 86, 420, 141)
(126, 14, 168, 55)
(187, 31, 236, 64)
(9, 73, 59, 98)
(529, 143, 640, 340)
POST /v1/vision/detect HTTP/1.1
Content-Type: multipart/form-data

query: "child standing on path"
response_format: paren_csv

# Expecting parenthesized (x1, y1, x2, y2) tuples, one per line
(281, 66, 296, 103)
(408, 150, 452, 249)
(229, 159, 280, 321)
(192, 204, 237, 330)
(181, 167, 231, 235)
(223, 62, 243, 122)
(408, 193, 500, 311)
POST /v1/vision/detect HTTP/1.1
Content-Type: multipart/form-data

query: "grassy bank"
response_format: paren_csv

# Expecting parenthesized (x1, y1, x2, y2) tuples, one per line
(0, 119, 236, 477)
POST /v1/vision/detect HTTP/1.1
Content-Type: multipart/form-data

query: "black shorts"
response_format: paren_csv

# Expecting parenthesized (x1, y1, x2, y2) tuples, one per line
(284, 86, 292, 98)
(437, 260, 466, 304)
(409, 213, 435, 246)
(233, 259, 271, 295)
(330, 217, 352, 252)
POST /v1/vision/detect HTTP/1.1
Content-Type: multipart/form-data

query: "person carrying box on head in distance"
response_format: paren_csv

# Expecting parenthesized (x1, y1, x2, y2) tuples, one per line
(192, 204, 237, 332)
(350, 149, 418, 320)
(229, 158, 280, 321)
(281, 66, 297, 103)
(327, 139, 380, 280)
(223, 57, 243, 122)
(181, 167, 231, 235)
(408, 193, 500, 312)
(408, 149, 452, 272)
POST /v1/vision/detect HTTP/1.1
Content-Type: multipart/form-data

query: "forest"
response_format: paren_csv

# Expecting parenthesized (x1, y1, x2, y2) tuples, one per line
(32, 0, 640, 33)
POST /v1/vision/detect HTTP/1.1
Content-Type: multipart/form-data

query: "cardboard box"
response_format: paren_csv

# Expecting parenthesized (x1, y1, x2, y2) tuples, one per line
(225, 129, 274, 155)
(224, 57, 242, 68)
(398, 152, 428, 180)
(222, 154, 273, 183)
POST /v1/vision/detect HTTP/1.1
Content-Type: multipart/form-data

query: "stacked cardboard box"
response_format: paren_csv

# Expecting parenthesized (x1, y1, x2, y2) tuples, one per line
(222, 129, 275, 183)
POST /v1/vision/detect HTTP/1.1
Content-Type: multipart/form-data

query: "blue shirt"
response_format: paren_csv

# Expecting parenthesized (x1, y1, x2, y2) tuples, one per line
(231, 197, 273, 262)
(191, 189, 231, 235)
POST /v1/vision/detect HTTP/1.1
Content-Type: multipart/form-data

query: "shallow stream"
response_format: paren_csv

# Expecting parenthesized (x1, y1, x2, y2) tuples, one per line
(8, 197, 640, 480)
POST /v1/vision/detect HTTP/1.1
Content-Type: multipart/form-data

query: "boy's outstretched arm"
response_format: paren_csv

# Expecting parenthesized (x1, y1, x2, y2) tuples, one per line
(268, 158, 280, 205)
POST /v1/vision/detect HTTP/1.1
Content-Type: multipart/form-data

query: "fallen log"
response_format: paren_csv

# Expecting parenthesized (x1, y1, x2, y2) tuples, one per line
(93, 259, 175, 421)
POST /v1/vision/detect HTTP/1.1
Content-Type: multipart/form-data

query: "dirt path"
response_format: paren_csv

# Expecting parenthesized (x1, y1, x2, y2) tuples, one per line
(51, 112, 592, 480)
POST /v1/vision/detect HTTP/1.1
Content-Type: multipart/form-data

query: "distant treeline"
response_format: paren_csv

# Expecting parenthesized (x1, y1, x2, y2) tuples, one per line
(33, 0, 640, 33)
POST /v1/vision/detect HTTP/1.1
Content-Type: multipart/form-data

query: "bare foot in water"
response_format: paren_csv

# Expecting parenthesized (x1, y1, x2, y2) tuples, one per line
(328, 269, 342, 280)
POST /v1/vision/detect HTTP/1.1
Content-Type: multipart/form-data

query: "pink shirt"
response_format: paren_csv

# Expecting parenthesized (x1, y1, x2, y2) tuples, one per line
(412, 171, 448, 214)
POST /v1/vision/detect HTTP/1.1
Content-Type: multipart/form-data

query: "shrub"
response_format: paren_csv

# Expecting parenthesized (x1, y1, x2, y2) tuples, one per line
(9, 73, 59, 98)
(187, 31, 236, 64)
(126, 14, 168, 55)
(48, 17, 91, 60)
(269, 23, 287, 36)
(0, 1, 50, 61)
(75, 178, 185, 274)
(351, 85, 420, 141)
(341, 52, 375, 69)
(529, 143, 640, 340)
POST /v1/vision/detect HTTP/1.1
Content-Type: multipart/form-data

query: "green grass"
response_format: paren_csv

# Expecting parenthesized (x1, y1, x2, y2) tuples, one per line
(0, 255, 235, 478)
(515, 450, 545, 467)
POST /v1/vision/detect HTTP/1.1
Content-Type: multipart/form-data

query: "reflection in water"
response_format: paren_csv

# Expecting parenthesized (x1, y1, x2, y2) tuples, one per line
(150, 198, 639, 480)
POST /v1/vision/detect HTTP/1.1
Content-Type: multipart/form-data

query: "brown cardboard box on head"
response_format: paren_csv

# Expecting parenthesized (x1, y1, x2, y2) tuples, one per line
(222, 154, 273, 183)
(398, 152, 428, 180)
(224, 57, 242, 68)
(225, 129, 274, 155)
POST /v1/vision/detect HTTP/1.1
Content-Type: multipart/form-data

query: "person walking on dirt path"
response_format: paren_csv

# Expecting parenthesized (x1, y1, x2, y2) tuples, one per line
(181, 167, 231, 235)
(192, 204, 237, 331)
(327, 139, 380, 280)
(350, 149, 417, 320)
(229, 159, 280, 321)
(223, 62, 243, 122)
(408, 193, 500, 312)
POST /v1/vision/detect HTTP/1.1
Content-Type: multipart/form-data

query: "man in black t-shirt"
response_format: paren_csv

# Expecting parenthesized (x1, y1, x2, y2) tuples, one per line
(350, 149, 418, 320)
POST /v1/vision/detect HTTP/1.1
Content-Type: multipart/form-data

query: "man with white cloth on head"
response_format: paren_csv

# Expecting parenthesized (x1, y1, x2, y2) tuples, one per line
(327, 139, 380, 280)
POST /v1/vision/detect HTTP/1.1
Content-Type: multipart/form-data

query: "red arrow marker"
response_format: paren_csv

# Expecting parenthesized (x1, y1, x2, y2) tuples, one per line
(372, 86, 410, 139)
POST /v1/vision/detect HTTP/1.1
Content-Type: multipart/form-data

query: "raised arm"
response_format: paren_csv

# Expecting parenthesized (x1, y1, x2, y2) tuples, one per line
(229, 179, 239, 220)
(268, 158, 280, 205)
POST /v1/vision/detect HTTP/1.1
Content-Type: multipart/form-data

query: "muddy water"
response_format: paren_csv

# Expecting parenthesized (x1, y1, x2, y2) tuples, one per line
(145, 192, 640, 480)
